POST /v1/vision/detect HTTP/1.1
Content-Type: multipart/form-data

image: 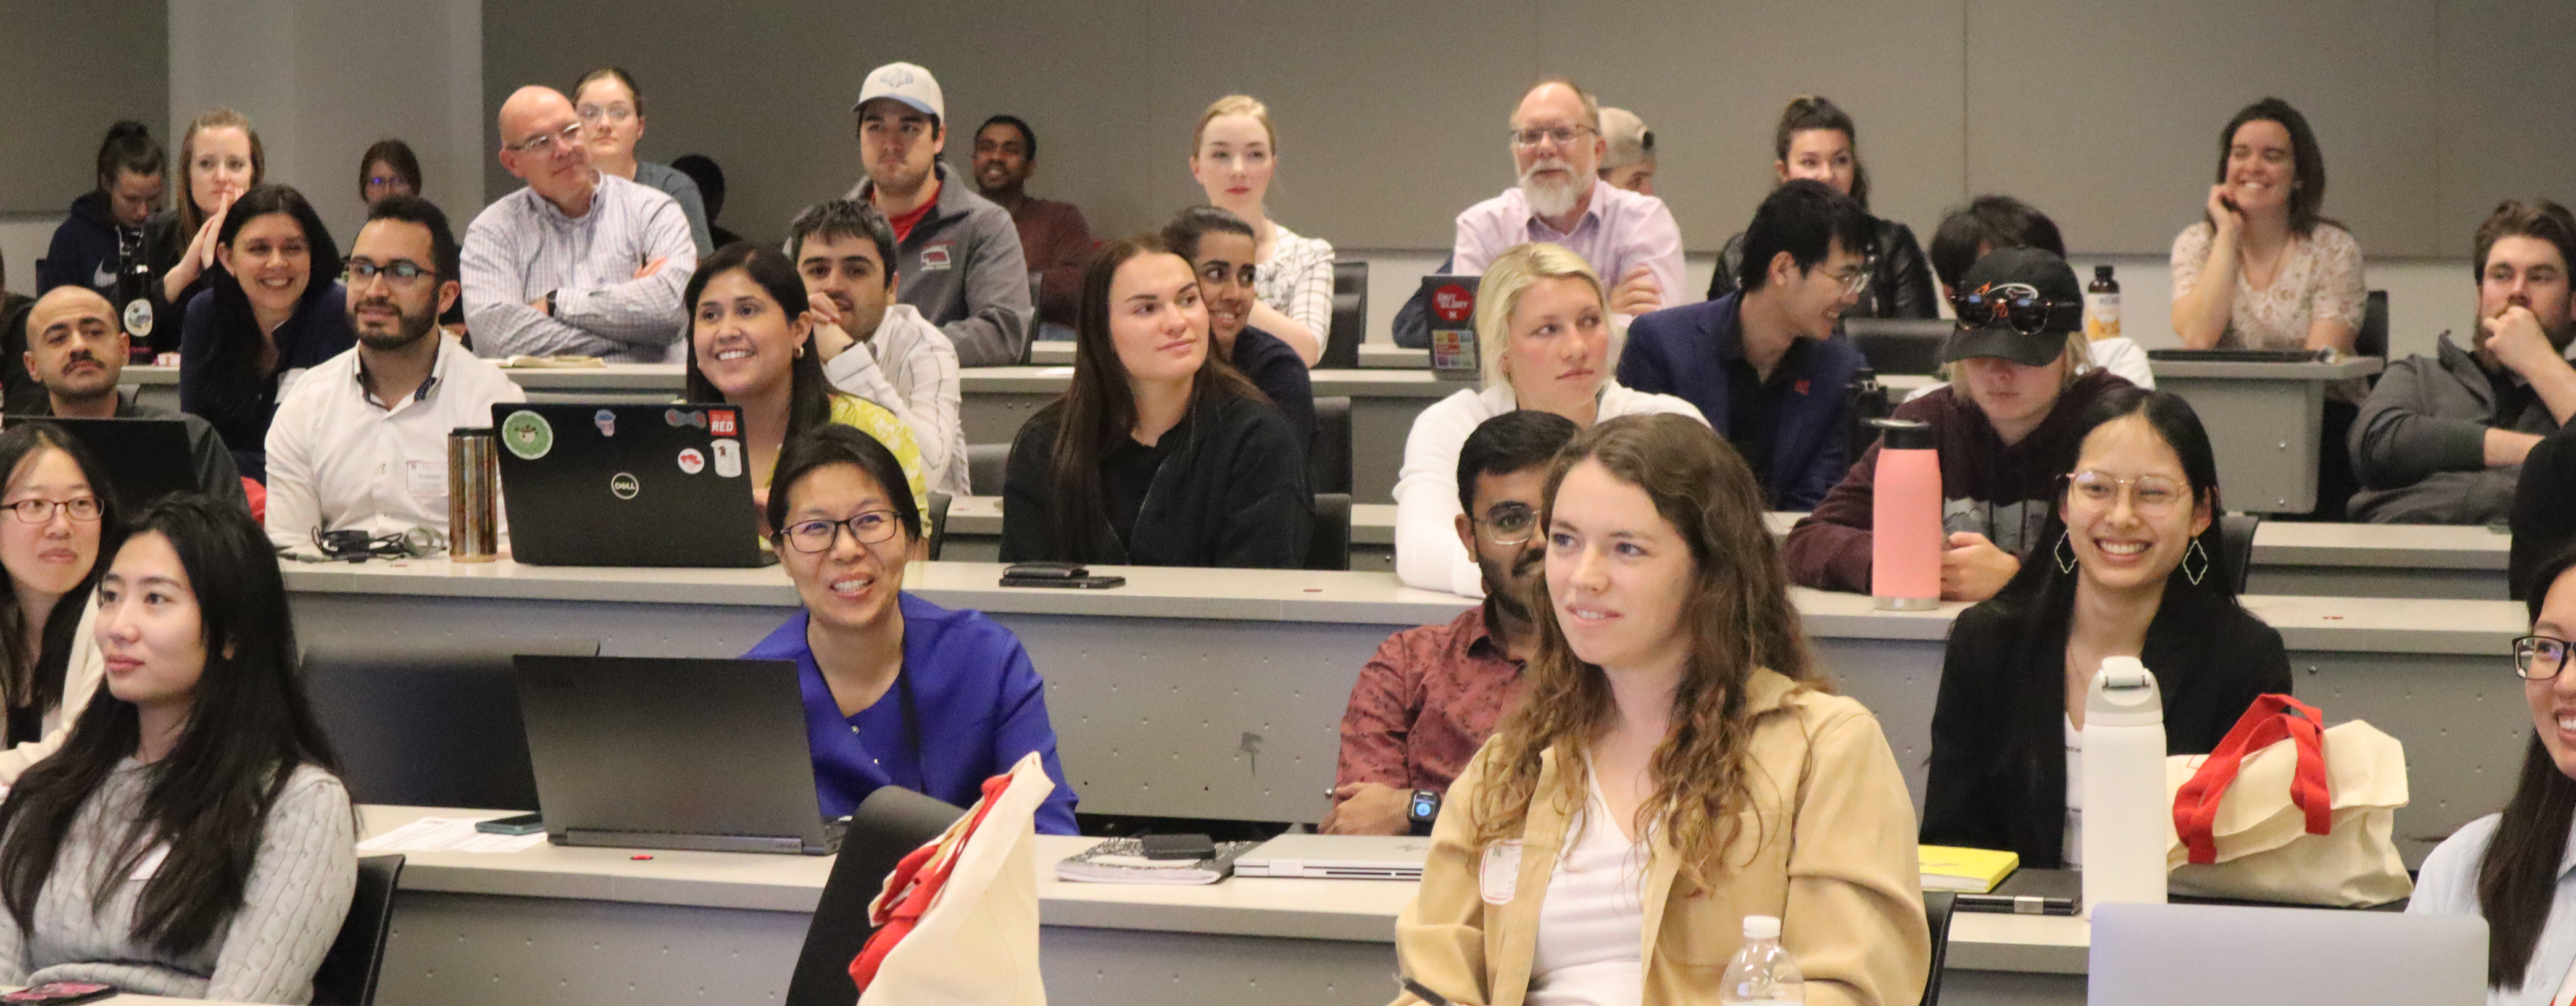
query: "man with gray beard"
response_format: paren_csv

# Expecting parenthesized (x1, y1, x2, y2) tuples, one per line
(263, 195, 526, 554)
(1449, 78, 1688, 322)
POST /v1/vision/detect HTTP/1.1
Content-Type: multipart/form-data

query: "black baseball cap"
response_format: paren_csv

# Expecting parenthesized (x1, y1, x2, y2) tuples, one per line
(1942, 247, 2084, 367)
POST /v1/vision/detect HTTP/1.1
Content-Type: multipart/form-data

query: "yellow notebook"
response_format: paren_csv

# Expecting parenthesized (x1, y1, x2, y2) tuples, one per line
(1919, 846, 2019, 893)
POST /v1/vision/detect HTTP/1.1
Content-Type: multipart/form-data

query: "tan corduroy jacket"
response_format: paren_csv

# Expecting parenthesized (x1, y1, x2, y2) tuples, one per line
(1391, 669, 1929, 1006)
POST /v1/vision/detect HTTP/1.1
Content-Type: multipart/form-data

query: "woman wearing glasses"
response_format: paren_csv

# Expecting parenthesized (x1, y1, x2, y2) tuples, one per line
(573, 68, 713, 256)
(1394, 242, 1705, 595)
(1187, 95, 1332, 366)
(1919, 385, 2288, 867)
(1705, 95, 1938, 320)
(0, 425, 121, 783)
(748, 425, 1078, 833)
(2412, 548, 2576, 1004)
(1784, 249, 2134, 602)
(175, 185, 351, 483)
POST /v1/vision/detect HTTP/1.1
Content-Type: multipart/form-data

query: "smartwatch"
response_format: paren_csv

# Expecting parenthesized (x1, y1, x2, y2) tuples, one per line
(1406, 789, 1442, 836)
(543, 290, 558, 317)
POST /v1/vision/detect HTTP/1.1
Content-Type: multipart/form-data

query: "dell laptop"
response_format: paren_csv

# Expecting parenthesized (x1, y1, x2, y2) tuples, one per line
(512, 654, 841, 855)
(1234, 833, 1431, 880)
(491, 402, 770, 567)
(7, 416, 195, 513)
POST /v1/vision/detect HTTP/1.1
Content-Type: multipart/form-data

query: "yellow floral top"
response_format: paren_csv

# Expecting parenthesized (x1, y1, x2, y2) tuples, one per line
(755, 393, 930, 516)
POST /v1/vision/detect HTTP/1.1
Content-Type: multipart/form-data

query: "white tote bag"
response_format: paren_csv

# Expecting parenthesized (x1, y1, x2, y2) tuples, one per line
(2161, 695, 2412, 907)
(852, 752, 1053, 1006)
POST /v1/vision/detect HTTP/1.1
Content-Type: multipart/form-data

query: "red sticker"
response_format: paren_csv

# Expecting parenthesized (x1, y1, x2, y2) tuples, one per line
(677, 447, 706, 475)
(708, 410, 737, 436)
(1432, 284, 1474, 323)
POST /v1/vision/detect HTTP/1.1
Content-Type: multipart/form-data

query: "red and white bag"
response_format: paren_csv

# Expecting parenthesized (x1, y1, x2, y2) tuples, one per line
(850, 752, 1054, 1006)
(2163, 694, 2412, 907)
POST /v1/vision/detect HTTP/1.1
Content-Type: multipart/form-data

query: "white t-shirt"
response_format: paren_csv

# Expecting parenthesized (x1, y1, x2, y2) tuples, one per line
(2064, 715, 2084, 868)
(1529, 774, 1649, 1006)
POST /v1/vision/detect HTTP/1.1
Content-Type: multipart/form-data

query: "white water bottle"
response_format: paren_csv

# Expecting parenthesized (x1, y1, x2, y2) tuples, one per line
(2081, 656, 2168, 915)
(1719, 914, 1804, 1004)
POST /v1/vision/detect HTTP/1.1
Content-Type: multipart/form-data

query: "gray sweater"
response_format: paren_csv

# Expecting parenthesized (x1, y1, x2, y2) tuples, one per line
(0, 761, 355, 1004)
(2350, 332, 2567, 524)
(845, 162, 1035, 367)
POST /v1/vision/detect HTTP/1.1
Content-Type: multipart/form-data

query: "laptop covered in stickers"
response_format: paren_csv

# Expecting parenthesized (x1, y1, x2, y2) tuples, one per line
(489, 402, 773, 567)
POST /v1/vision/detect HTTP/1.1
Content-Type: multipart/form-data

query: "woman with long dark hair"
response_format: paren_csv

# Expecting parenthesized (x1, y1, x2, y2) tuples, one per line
(0, 425, 122, 782)
(0, 495, 352, 1002)
(999, 235, 1310, 568)
(1160, 206, 1316, 450)
(1705, 95, 1938, 319)
(1922, 386, 2291, 867)
(683, 242, 927, 521)
(175, 184, 350, 483)
(2412, 546, 2576, 1004)
(1394, 414, 1926, 1006)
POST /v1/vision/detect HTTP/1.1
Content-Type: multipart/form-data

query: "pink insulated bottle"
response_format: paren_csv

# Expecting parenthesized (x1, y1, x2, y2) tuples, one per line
(1871, 419, 1941, 611)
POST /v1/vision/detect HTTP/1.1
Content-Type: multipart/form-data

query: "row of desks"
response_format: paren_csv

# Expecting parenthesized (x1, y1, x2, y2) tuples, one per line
(362, 805, 2085, 1006)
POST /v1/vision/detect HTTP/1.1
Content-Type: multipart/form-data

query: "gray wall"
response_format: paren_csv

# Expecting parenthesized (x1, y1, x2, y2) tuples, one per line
(484, 0, 2572, 258)
(0, 0, 168, 215)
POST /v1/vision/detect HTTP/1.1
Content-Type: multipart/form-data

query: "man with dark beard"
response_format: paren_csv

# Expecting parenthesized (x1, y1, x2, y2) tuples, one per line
(15, 286, 244, 511)
(1449, 78, 1687, 322)
(1322, 410, 1576, 836)
(262, 196, 526, 554)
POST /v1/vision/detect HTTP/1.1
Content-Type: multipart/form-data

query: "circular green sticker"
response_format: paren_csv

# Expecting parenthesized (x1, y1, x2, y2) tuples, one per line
(501, 410, 554, 460)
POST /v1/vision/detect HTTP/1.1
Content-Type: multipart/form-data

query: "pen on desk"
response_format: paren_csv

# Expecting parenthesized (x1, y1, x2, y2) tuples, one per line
(1396, 974, 1453, 1005)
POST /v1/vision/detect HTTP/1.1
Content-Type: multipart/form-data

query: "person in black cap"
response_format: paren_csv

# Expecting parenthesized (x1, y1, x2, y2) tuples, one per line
(1783, 247, 2135, 601)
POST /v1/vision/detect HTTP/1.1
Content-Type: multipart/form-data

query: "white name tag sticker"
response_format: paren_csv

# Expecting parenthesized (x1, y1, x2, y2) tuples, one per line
(407, 460, 447, 497)
(276, 367, 312, 400)
(1480, 839, 1523, 905)
(131, 844, 170, 881)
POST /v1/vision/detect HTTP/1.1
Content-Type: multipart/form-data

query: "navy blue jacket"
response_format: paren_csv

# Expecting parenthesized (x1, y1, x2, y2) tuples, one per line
(1617, 291, 1866, 510)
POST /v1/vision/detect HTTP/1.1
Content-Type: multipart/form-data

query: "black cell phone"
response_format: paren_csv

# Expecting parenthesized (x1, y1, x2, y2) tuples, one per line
(1139, 833, 1216, 860)
(2, 982, 118, 1005)
(999, 562, 1125, 589)
(473, 812, 545, 836)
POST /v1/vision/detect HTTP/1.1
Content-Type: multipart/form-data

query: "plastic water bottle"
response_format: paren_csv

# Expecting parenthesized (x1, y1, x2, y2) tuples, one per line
(2081, 656, 2168, 915)
(1719, 915, 1804, 1004)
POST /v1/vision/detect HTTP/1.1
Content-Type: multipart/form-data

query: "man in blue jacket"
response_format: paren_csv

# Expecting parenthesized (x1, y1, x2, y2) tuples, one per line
(1618, 180, 1871, 509)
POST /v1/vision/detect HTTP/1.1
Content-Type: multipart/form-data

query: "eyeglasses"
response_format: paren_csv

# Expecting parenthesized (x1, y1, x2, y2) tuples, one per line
(5, 497, 101, 524)
(2063, 470, 2188, 517)
(1473, 504, 1539, 546)
(1952, 282, 2083, 336)
(1827, 262, 1874, 297)
(347, 259, 434, 284)
(1508, 125, 1595, 150)
(575, 104, 636, 125)
(503, 121, 585, 156)
(2517, 635, 2574, 680)
(779, 510, 904, 552)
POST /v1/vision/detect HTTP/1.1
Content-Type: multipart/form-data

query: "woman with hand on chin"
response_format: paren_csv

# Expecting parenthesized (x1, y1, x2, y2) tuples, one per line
(1922, 387, 2290, 867)
(176, 184, 351, 483)
(1000, 236, 1311, 569)
(682, 243, 928, 523)
(147, 109, 264, 352)
(0, 496, 353, 1003)
(1189, 96, 1333, 365)
(746, 425, 1079, 832)
(1394, 241, 1705, 596)
(1394, 414, 1927, 1006)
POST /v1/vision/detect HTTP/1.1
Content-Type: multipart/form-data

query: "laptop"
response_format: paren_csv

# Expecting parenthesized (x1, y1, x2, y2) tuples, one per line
(2145, 347, 2327, 364)
(2088, 902, 2485, 1006)
(1842, 317, 1954, 376)
(1418, 275, 1481, 382)
(512, 654, 842, 855)
(7, 416, 194, 512)
(1234, 833, 1431, 880)
(491, 402, 770, 567)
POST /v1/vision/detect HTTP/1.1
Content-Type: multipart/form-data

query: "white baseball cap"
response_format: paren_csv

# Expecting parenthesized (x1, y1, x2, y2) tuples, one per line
(854, 62, 943, 123)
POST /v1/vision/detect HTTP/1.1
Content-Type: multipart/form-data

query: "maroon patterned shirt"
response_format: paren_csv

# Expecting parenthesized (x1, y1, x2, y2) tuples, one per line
(1336, 604, 1528, 793)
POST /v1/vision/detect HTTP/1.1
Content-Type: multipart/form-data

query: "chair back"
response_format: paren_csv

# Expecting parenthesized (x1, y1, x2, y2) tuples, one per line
(2355, 290, 2389, 359)
(967, 443, 1011, 496)
(1320, 260, 1368, 368)
(2217, 512, 2261, 595)
(311, 854, 405, 1006)
(1307, 493, 1352, 571)
(785, 786, 968, 1006)
(302, 638, 600, 811)
(1919, 890, 1955, 1006)
(923, 491, 952, 560)
(1307, 396, 1353, 495)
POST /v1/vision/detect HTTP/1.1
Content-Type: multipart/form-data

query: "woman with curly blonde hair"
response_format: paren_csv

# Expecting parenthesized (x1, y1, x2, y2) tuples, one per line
(1394, 413, 1927, 1006)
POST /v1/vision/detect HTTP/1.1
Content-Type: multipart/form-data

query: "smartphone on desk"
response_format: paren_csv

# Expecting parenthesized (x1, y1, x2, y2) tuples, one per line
(474, 813, 545, 836)
(1000, 562, 1126, 589)
(2, 982, 117, 1005)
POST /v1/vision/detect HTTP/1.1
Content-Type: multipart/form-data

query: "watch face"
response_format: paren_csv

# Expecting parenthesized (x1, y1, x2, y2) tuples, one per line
(1410, 791, 1440, 820)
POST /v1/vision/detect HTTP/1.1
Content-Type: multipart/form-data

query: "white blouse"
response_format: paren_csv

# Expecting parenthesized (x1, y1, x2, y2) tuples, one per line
(1256, 223, 1336, 342)
(1528, 774, 1648, 1006)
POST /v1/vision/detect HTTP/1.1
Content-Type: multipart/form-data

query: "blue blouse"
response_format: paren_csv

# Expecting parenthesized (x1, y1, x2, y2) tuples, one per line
(745, 594, 1079, 834)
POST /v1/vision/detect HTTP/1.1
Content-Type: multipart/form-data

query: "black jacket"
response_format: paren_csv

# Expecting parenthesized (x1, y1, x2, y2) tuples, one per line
(1231, 325, 1316, 454)
(1706, 215, 1938, 320)
(1921, 578, 2292, 867)
(36, 192, 132, 299)
(1000, 390, 1313, 568)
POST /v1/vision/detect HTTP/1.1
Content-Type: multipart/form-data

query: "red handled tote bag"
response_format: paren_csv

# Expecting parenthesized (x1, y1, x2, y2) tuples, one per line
(2162, 694, 2411, 907)
(850, 752, 1054, 1006)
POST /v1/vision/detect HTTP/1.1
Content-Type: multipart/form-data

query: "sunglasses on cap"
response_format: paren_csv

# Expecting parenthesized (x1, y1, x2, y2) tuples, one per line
(1952, 282, 2084, 336)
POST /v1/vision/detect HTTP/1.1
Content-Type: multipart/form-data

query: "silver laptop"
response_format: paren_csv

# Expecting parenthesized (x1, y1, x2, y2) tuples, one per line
(2089, 902, 2486, 1006)
(1234, 833, 1431, 880)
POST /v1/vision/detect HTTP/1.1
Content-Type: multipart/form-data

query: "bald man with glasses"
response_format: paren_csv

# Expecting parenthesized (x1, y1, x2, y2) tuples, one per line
(460, 85, 697, 362)
(1448, 78, 1687, 322)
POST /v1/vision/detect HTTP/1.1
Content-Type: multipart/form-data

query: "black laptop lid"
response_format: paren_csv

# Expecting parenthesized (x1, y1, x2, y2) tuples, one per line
(492, 402, 767, 567)
(6, 417, 194, 512)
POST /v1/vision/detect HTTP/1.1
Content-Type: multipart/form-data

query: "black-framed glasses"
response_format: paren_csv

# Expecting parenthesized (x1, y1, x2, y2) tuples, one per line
(1952, 282, 2084, 336)
(1508, 125, 1595, 149)
(1473, 504, 1539, 546)
(2516, 635, 2573, 680)
(5, 497, 101, 525)
(503, 121, 584, 156)
(779, 510, 903, 552)
(347, 259, 434, 284)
